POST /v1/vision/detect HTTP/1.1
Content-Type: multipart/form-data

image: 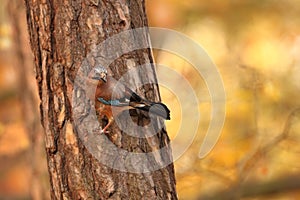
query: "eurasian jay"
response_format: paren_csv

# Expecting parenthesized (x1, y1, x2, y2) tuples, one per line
(91, 66, 170, 133)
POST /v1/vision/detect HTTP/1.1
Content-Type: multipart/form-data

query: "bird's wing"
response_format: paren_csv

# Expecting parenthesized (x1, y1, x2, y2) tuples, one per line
(97, 97, 130, 106)
(96, 76, 143, 106)
(95, 76, 170, 119)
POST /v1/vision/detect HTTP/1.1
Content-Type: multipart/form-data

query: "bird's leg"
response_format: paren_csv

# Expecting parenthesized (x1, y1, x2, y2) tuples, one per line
(101, 117, 114, 134)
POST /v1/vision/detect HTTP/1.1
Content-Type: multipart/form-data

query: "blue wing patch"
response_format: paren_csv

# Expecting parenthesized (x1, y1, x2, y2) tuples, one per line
(97, 98, 123, 106)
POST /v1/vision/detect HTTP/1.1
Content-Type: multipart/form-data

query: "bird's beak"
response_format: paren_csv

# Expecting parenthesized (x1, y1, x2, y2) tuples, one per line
(101, 76, 107, 83)
(90, 70, 107, 82)
(99, 72, 107, 83)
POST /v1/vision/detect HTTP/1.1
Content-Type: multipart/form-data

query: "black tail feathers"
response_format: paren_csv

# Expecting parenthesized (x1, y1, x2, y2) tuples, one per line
(150, 103, 171, 120)
(135, 102, 170, 120)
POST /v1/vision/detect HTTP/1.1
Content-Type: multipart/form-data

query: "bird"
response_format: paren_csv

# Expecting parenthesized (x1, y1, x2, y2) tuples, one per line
(90, 66, 170, 134)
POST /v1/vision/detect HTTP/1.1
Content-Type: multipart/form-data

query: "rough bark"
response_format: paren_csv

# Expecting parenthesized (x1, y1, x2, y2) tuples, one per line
(24, 0, 177, 199)
(9, 0, 50, 199)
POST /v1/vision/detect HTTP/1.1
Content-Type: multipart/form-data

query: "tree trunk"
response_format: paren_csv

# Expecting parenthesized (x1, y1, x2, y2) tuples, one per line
(24, 0, 177, 199)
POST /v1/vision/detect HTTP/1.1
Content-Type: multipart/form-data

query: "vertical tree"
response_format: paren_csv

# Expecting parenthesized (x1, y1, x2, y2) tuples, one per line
(24, 0, 177, 199)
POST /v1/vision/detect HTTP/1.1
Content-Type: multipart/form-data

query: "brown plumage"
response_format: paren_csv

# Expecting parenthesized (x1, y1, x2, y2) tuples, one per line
(91, 66, 170, 133)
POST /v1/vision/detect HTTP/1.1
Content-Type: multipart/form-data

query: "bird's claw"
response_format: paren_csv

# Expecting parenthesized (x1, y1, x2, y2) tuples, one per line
(100, 129, 110, 134)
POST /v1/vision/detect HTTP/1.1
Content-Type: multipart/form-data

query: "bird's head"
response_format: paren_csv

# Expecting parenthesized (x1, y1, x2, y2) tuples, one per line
(91, 66, 108, 83)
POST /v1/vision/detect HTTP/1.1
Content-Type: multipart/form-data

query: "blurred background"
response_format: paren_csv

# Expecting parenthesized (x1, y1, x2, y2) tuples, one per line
(1, 0, 300, 199)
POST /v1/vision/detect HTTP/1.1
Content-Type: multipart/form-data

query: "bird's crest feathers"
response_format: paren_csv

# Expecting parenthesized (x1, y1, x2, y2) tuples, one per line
(94, 66, 107, 74)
